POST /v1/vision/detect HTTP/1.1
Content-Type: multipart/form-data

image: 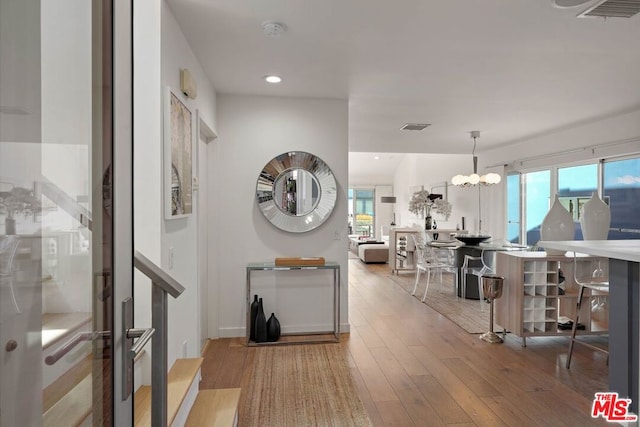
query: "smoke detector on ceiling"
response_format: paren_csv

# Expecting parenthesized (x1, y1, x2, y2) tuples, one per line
(262, 21, 287, 37)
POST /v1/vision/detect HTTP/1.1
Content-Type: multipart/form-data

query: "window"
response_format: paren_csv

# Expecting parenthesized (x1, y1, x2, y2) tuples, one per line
(506, 155, 640, 244)
(557, 163, 598, 239)
(524, 170, 550, 245)
(506, 174, 521, 243)
(506, 170, 551, 245)
(348, 188, 375, 237)
(604, 158, 640, 239)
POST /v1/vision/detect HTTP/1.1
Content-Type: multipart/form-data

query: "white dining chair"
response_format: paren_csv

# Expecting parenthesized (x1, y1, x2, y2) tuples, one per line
(410, 234, 457, 302)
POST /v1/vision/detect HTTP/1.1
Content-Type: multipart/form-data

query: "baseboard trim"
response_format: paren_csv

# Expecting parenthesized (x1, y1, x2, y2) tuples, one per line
(217, 323, 350, 338)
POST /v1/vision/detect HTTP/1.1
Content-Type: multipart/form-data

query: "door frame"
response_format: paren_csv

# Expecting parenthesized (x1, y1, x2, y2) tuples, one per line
(112, 0, 134, 422)
(196, 113, 216, 349)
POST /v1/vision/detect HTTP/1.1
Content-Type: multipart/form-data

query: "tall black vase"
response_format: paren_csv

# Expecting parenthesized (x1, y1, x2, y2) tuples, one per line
(266, 313, 281, 342)
(425, 215, 433, 230)
(249, 295, 259, 342)
(254, 298, 268, 343)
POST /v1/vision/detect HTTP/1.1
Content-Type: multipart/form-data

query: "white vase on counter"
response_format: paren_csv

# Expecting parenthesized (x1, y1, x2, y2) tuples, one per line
(540, 194, 575, 255)
(580, 192, 611, 240)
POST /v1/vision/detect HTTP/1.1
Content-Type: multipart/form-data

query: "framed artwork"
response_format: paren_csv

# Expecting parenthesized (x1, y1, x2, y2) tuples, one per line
(429, 181, 449, 201)
(164, 86, 193, 219)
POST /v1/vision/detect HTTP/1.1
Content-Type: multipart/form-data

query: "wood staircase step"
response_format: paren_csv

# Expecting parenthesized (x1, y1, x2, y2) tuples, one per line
(134, 357, 203, 426)
(42, 312, 92, 350)
(43, 354, 92, 413)
(185, 388, 241, 427)
(42, 374, 91, 427)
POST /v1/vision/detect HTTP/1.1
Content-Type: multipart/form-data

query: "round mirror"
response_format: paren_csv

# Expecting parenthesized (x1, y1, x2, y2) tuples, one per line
(273, 169, 320, 216)
(256, 151, 337, 233)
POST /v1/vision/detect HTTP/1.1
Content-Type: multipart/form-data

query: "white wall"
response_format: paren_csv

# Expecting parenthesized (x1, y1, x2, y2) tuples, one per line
(392, 153, 479, 232)
(212, 94, 349, 337)
(132, 0, 218, 377)
(160, 0, 217, 366)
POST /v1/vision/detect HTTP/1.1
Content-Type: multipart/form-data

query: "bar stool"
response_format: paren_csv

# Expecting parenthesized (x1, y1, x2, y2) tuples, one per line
(566, 251, 609, 369)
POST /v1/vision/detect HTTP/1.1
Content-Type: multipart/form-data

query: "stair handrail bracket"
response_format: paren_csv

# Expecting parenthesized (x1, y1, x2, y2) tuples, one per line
(134, 250, 185, 298)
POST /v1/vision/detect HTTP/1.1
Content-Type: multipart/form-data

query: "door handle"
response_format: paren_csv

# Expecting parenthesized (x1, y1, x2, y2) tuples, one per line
(126, 327, 155, 359)
(45, 331, 110, 365)
(122, 297, 154, 400)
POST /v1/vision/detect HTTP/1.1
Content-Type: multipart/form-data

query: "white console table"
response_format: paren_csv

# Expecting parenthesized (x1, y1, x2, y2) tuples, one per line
(245, 262, 340, 346)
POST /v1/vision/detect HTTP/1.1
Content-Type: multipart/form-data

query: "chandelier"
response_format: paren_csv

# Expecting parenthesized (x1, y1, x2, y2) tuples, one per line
(451, 131, 501, 187)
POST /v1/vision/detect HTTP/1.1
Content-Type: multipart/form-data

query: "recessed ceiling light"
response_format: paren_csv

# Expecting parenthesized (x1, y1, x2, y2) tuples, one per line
(264, 75, 282, 84)
(374, 156, 380, 160)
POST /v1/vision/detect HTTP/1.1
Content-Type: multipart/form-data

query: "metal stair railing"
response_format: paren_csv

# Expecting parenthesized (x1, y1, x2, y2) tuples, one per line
(133, 250, 185, 427)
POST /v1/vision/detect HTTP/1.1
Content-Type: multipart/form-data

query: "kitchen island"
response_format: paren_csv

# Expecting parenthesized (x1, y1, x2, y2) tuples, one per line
(539, 240, 640, 414)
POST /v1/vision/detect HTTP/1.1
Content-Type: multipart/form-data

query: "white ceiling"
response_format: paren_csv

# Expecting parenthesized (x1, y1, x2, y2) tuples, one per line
(348, 152, 405, 185)
(167, 0, 640, 182)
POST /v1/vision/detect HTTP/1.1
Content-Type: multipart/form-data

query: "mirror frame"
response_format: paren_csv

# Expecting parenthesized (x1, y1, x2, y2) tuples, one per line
(256, 151, 337, 233)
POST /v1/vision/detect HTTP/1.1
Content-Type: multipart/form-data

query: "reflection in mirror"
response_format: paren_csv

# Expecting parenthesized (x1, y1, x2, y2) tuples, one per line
(273, 169, 320, 216)
(256, 151, 337, 233)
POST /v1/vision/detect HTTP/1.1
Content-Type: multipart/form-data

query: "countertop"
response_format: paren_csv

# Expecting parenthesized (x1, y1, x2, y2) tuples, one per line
(538, 240, 640, 263)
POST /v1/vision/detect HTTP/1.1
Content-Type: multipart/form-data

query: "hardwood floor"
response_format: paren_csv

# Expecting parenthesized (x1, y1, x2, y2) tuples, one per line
(201, 259, 609, 426)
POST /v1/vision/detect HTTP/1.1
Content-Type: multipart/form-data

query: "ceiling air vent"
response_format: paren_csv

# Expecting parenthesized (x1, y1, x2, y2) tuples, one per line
(400, 123, 431, 131)
(578, 0, 640, 18)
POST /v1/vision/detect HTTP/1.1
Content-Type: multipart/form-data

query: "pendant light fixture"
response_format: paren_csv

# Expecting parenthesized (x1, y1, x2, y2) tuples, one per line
(451, 131, 501, 187)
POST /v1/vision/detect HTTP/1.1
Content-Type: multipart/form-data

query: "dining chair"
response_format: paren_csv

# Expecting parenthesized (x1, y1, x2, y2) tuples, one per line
(461, 249, 494, 311)
(566, 251, 609, 369)
(0, 236, 22, 314)
(432, 246, 458, 296)
(410, 234, 457, 302)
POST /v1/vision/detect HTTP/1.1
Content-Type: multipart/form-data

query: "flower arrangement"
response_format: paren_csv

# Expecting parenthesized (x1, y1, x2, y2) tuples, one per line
(408, 189, 452, 220)
(0, 186, 41, 219)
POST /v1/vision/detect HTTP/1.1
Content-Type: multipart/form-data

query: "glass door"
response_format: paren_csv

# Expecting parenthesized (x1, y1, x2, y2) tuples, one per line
(349, 189, 375, 237)
(506, 174, 521, 243)
(0, 0, 133, 425)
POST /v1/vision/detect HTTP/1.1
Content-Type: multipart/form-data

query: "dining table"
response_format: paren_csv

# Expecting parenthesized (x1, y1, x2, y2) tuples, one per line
(539, 239, 640, 414)
(428, 240, 528, 299)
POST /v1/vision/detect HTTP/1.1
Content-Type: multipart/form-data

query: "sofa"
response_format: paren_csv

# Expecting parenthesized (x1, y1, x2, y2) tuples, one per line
(357, 243, 389, 263)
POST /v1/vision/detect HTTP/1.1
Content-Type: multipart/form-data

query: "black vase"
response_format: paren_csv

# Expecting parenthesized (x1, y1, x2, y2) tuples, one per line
(266, 313, 281, 342)
(254, 298, 268, 343)
(249, 295, 259, 342)
(425, 215, 433, 230)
